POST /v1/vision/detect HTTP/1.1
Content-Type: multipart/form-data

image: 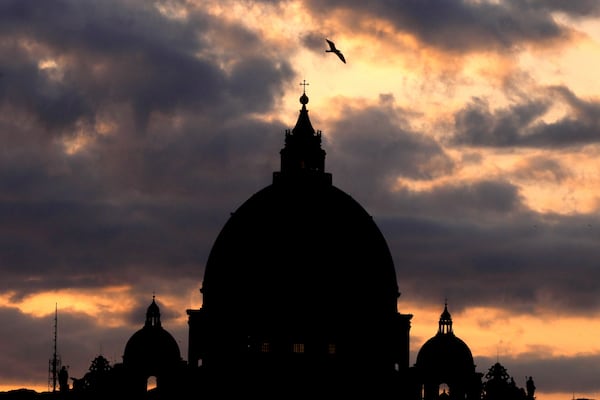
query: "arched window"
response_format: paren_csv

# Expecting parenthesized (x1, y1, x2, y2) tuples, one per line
(439, 383, 450, 398)
(147, 376, 157, 392)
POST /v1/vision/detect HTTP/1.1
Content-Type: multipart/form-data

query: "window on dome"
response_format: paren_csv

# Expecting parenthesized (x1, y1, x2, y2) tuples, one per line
(328, 343, 336, 355)
(439, 383, 450, 397)
(293, 343, 305, 353)
(147, 376, 157, 392)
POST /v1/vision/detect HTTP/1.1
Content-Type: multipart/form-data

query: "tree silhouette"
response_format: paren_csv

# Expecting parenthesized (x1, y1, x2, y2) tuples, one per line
(482, 362, 527, 400)
(71, 355, 113, 394)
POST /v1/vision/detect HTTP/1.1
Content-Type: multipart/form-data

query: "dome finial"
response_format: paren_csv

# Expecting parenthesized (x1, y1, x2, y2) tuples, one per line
(274, 80, 329, 182)
(438, 300, 453, 335)
(299, 79, 309, 105)
(146, 294, 161, 328)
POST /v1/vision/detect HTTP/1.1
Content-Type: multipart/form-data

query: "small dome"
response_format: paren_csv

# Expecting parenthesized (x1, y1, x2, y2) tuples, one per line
(123, 327, 181, 369)
(416, 332, 475, 375)
(415, 303, 475, 378)
(123, 299, 181, 374)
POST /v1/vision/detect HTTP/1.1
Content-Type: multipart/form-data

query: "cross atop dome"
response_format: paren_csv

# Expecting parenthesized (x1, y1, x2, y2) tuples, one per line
(299, 80, 310, 106)
(299, 79, 309, 94)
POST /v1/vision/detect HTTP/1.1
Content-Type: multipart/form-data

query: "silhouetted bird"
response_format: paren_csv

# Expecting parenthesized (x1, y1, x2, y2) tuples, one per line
(326, 39, 346, 63)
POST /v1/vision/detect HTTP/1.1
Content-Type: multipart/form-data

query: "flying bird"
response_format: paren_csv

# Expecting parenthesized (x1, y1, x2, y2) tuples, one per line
(325, 39, 346, 64)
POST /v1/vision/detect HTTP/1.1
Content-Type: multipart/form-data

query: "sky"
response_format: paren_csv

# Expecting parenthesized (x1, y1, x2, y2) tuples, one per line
(1, 0, 600, 398)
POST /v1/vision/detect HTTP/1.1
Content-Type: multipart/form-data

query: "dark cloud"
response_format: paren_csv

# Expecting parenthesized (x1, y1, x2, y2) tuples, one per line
(318, 93, 600, 316)
(0, 111, 287, 299)
(0, 0, 295, 303)
(0, 0, 293, 133)
(512, 156, 571, 183)
(452, 87, 600, 148)
(0, 45, 94, 134)
(327, 96, 455, 205)
(527, 0, 600, 17)
(401, 179, 525, 217)
(304, 0, 573, 52)
(300, 31, 327, 51)
(0, 307, 54, 383)
(452, 96, 549, 147)
(386, 209, 600, 316)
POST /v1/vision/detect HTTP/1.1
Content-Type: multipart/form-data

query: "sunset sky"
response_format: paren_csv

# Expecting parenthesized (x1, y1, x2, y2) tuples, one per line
(2, 1, 600, 398)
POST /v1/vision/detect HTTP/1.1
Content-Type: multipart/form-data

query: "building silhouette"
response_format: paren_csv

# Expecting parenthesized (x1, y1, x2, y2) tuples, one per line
(1, 87, 537, 400)
(186, 89, 413, 398)
(120, 296, 186, 398)
(184, 88, 535, 399)
(66, 297, 187, 399)
(412, 302, 484, 400)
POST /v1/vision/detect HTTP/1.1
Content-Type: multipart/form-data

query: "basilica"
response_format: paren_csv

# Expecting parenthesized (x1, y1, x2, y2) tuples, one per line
(53, 88, 535, 400)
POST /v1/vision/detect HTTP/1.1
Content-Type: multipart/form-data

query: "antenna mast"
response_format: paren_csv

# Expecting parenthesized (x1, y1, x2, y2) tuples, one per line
(48, 303, 61, 392)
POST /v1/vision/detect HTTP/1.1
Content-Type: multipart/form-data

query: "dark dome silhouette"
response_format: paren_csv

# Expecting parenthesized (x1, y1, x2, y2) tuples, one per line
(416, 304, 474, 373)
(200, 90, 399, 333)
(187, 88, 411, 397)
(415, 302, 480, 400)
(416, 327, 474, 374)
(115, 297, 186, 398)
(123, 297, 181, 371)
(202, 180, 399, 318)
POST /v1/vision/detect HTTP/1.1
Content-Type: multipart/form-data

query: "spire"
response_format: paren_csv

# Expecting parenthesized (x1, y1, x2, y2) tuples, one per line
(145, 295, 161, 328)
(438, 299, 453, 335)
(293, 84, 316, 137)
(274, 81, 331, 184)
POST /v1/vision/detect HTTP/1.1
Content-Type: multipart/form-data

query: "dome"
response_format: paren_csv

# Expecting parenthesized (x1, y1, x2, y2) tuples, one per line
(415, 303, 475, 377)
(201, 178, 400, 324)
(198, 90, 401, 349)
(187, 89, 411, 397)
(416, 331, 475, 375)
(123, 298, 181, 373)
(123, 327, 181, 368)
